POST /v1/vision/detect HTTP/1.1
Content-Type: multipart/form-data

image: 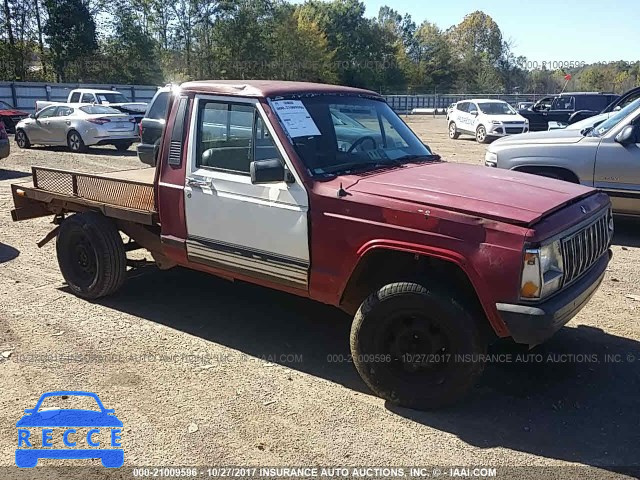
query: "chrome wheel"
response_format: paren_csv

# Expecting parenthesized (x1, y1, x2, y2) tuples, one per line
(476, 126, 486, 143)
(16, 130, 27, 148)
(69, 133, 81, 151)
(448, 123, 457, 139)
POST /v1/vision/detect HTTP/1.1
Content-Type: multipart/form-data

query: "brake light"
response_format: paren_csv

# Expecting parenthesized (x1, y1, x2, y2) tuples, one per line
(88, 118, 111, 125)
(0, 122, 6, 139)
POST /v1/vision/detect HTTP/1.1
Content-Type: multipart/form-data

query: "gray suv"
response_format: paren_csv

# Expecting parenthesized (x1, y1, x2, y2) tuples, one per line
(486, 98, 640, 217)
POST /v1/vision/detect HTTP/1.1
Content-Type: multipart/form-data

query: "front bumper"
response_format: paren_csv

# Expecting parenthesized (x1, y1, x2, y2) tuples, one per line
(497, 249, 611, 345)
(487, 124, 529, 136)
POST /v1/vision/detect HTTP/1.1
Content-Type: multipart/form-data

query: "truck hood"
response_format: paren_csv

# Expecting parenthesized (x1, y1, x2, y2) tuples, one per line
(491, 129, 585, 147)
(344, 162, 594, 226)
(0, 109, 28, 116)
(483, 113, 527, 123)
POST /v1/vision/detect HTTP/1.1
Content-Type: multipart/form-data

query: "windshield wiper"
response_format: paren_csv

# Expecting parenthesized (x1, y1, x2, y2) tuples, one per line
(316, 157, 402, 175)
(396, 154, 441, 164)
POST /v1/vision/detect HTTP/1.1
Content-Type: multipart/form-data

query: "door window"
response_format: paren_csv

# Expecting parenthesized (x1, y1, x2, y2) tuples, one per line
(37, 106, 57, 119)
(69, 92, 81, 103)
(147, 91, 170, 120)
(456, 102, 469, 113)
(196, 101, 280, 174)
(551, 97, 575, 110)
(81, 93, 96, 103)
(55, 106, 74, 117)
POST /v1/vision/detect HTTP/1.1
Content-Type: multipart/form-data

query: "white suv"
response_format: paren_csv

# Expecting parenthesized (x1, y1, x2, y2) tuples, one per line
(448, 99, 529, 143)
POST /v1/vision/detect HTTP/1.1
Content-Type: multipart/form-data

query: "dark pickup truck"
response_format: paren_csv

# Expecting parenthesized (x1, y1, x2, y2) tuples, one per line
(519, 92, 619, 131)
(10, 80, 613, 410)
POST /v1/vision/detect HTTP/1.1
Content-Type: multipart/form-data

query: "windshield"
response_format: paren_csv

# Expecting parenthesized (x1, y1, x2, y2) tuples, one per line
(478, 102, 516, 115)
(590, 98, 640, 137)
(273, 96, 433, 176)
(80, 105, 122, 115)
(96, 92, 130, 104)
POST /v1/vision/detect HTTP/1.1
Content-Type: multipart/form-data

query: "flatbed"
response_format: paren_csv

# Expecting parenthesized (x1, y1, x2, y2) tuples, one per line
(11, 166, 157, 225)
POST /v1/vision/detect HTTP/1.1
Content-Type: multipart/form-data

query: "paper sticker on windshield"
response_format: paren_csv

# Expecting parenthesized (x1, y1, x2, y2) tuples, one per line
(271, 100, 321, 138)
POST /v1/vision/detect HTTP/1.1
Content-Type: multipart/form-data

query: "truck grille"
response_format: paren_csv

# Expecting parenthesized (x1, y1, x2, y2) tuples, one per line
(561, 212, 611, 286)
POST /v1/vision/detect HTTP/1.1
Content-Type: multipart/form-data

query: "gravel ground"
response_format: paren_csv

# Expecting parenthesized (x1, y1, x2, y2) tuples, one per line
(1, 117, 639, 479)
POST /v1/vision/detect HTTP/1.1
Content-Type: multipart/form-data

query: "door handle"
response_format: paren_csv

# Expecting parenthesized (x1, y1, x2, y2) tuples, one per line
(186, 177, 211, 188)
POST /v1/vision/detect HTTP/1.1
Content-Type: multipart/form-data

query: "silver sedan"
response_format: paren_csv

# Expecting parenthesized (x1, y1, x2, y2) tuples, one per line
(15, 104, 139, 153)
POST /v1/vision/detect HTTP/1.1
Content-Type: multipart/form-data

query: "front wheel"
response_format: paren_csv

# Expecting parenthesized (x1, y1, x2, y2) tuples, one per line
(15, 129, 31, 149)
(448, 122, 460, 139)
(350, 282, 487, 410)
(56, 212, 127, 299)
(476, 125, 489, 143)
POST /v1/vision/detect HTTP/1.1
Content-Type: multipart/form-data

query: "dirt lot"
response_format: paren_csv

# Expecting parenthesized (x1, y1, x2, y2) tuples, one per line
(1, 116, 639, 478)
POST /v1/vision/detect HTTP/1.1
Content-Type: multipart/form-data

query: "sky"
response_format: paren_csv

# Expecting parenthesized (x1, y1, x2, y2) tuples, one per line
(361, 0, 639, 64)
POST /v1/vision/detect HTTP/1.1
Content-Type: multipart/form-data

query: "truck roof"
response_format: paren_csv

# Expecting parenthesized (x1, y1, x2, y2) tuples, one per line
(179, 80, 380, 98)
(71, 88, 121, 94)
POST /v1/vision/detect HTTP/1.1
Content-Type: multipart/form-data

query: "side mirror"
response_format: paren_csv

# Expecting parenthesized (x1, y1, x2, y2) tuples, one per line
(250, 159, 292, 184)
(613, 105, 622, 111)
(469, 110, 478, 116)
(615, 125, 639, 145)
(29, 114, 36, 119)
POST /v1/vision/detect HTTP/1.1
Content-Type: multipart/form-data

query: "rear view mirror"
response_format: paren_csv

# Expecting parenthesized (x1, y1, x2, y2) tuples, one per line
(250, 159, 292, 184)
(615, 125, 639, 145)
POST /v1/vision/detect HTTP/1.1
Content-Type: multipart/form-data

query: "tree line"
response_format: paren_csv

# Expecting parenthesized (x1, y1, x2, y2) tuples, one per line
(1, 0, 638, 94)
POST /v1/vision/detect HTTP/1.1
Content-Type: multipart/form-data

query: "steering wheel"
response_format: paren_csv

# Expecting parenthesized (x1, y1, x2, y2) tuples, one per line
(347, 136, 377, 154)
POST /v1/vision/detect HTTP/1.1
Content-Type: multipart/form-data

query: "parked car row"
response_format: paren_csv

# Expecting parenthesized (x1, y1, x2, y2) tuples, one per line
(486, 97, 640, 217)
(35, 88, 147, 122)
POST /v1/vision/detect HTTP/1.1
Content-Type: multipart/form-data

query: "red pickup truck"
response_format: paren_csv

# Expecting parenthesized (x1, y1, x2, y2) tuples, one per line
(11, 80, 613, 409)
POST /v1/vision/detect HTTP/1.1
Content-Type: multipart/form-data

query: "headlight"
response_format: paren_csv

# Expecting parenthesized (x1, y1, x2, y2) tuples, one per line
(520, 240, 564, 300)
(485, 151, 498, 167)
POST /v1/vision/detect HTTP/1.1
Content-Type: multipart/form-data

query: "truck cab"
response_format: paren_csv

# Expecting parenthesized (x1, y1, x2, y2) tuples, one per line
(11, 80, 613, 410)
(520, 92, 619, 131)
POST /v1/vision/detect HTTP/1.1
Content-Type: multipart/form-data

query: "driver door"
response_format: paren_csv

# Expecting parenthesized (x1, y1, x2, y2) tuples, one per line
(183, 96, 310, 289)
(28, 106, 57, 143)
(594, 113, 640, 215)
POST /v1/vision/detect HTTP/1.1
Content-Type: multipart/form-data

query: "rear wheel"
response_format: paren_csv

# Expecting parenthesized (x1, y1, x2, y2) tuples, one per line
(15, 129, 31, 149)
(448, 122, 460, 139)
(67, 130, 87, 153)
(56, 212, 127, 299)
(114, 141, 132, 152)
(350, 282, 487, 410)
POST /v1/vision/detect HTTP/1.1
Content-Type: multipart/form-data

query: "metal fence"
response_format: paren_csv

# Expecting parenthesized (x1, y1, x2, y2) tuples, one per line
(383, 93, 549, 113)
(0, 82, 160, 113)
(0, 81, 550, 114)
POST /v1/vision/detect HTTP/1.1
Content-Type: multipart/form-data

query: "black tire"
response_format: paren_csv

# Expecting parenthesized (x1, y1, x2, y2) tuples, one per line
(350, 282, 487, 410)
(448, 122, 460, 139)
(15, 129, 31, 149)
(56, 212, 127, 299)
(475, 125, 489, 143)
(114, 141, 132, 152)
(67, 130, 87, 153)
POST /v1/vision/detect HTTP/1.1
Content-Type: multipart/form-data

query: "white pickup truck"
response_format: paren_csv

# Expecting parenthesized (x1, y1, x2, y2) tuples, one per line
(35, 89, 148, 122)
